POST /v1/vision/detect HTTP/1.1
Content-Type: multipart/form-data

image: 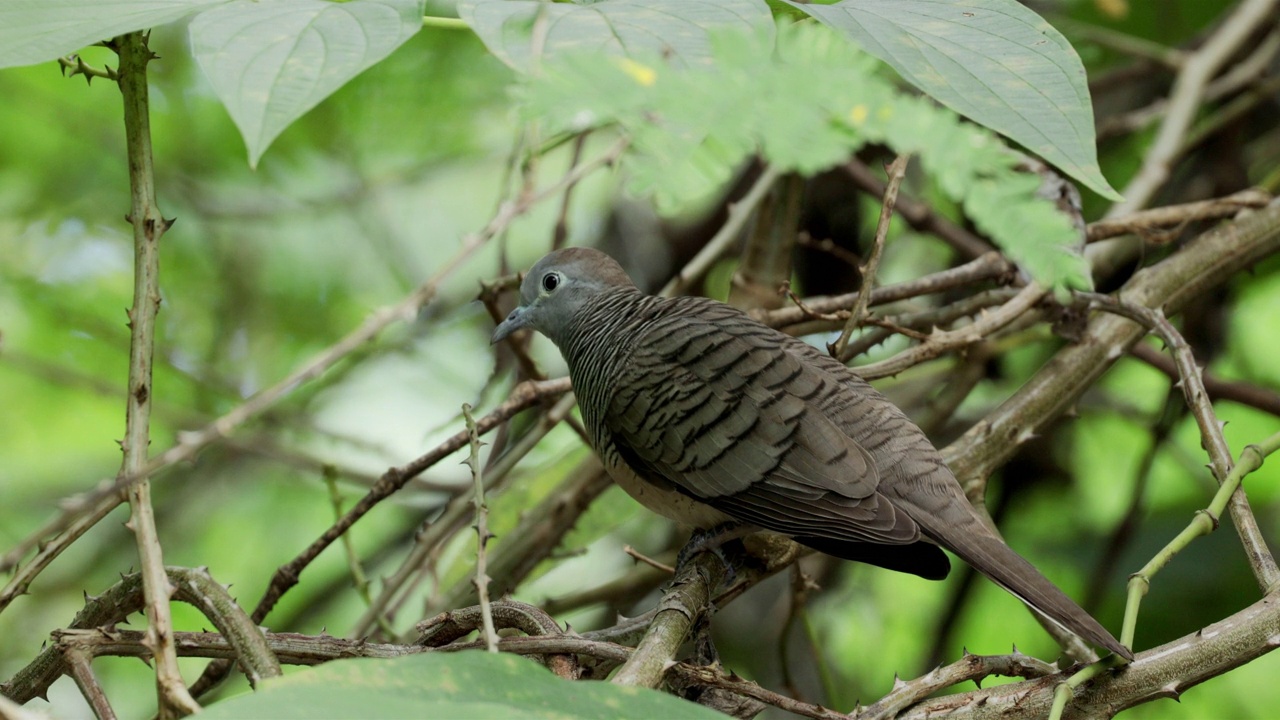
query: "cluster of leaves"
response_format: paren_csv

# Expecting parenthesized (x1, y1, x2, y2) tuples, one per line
(2, 0, 1115, 291)
(522, 21, 1092, 289)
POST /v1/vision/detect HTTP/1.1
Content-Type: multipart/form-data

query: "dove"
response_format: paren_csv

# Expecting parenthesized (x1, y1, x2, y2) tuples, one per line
(492, 246, 1130, 660)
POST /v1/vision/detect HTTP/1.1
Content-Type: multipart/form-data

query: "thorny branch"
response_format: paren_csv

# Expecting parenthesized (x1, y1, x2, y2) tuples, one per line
(8, 2, 1280, 714)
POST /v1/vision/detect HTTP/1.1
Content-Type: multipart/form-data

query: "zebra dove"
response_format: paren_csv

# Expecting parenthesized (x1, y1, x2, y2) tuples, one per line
(492, 247, 1130, 660)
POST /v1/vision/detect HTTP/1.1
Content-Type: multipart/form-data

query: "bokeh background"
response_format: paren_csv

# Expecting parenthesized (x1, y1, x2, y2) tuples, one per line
(2, 1, 1279, 718)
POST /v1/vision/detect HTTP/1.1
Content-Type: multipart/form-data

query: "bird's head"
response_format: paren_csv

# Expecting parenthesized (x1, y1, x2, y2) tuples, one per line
(491, 247, 637, 346)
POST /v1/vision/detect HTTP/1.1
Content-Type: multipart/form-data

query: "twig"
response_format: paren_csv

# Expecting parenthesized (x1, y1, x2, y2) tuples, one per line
(1129, 342, 1280, 417)
(1079, 291, 1280, 591)
(943, 202, 1280, 499)
(64, 648, 116, 720)
(0, 137, 627, 614)
(1096, 28, 1280, 141)
(427, 460, 613, 615)
(357, 392, 580, 639)
(1058, 19, 1185, 68)
(777, 565, 814, 702)
(416, 599, 563, 646)
(782, 281, 845, 323)
(1087, 189, 1272, 243)
(757, 251, 1013, 331)
(541, 561, 671, 616)
(842, 159, 994, 260)
(857, 650, 1058, 720)
(830, 153, 910, 360)
(1108, 0, 1279, 216)
(623, 545, 675, 574)
(551, 133, 588, 250)
(660, 165, 781, 297)
(58, 54, 118, 83)
(1121, 433, 1280, 646)
(462, 404, 499, 653)
(852, 283, 1046, 375)
(323, 470, 394, 638)
(113, 32, 198, 718)
(2, 567, 280, 704)
(611, 551, 729, 687)
(816, 290, 1018, 360)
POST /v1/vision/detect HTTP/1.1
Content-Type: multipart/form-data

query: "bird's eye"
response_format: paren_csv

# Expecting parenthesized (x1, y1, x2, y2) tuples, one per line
(541, 272, 560, 293)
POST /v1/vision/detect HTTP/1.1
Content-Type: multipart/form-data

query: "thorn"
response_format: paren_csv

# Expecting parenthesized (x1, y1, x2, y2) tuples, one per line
(891, 673, 907, 691)
(162, 216, 176, 231)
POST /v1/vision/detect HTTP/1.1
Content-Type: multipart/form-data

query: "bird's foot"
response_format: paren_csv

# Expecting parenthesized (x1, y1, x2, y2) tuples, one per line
(674, 522, 751, 587)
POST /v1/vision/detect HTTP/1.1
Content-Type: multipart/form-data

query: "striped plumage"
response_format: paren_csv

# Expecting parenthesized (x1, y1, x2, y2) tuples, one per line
(492, 247, 1130, 660)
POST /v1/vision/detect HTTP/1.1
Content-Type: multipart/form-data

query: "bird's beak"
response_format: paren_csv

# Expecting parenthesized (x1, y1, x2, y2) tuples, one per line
(491, 305, 529, 344)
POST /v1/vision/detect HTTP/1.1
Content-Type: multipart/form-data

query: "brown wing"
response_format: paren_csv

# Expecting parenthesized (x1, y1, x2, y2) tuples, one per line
(605, 299, 922, 549)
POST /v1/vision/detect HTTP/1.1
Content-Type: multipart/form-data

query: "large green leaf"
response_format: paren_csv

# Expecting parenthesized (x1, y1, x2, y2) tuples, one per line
(189, 0, 425, 168)
(783, 0, 1120, 200)
(459, 0, 773, 72)
(0, 0, 226, 69)
(200, 651, 724, 719)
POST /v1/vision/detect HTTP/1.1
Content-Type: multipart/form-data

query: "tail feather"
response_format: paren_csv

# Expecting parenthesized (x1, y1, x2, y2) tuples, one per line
(928, 522, 1132, 660)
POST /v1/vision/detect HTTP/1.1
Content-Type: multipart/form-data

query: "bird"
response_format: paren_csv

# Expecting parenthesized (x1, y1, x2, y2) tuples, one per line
(491, 246, 1131, 660)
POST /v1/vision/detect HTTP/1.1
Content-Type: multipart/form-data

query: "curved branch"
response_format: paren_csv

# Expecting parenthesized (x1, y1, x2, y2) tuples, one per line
(1, 567, 279, 704)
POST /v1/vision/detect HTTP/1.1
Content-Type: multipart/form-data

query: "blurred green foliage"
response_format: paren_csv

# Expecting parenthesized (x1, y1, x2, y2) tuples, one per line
(1, 1, 1278, 718)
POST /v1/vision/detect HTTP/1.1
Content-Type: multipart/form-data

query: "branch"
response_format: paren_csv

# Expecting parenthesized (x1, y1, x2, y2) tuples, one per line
(757, 251, 1014, 331)
(830, 153, 910, 360)
(610, 551, 728, 688)
(1078, 292, 1280, 590)
(351, 391, 579, 638)
(2, 567, 279, 704)
(1129, 342, 1280, 417)
(1108, 0, 1279, 216)
(851, 282, 1046, 375)
(428, 459, 613, 615)
(857, 650, 1058, 720)
(113, 31, 198, 718)
(0, 138, 626, 608)
(896, 588, 1280, 719)
(1087, 189, 1272, 244)
(660, 165, 781, 297)
(945, 202, 1280, 494)
(462, 404, 499, 653)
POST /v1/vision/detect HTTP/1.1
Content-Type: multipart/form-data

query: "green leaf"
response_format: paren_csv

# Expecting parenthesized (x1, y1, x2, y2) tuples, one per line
(459, 0, 773, 72)
(199, 651, 724, 719)
(522, 21, 1092, 291)
(189, 0, 425, 168)
(783, 0, 1121, 200)
(0, 0, 226, 69)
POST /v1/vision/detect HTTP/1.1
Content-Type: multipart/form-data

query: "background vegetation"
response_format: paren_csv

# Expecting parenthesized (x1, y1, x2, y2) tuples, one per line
(1, 0, 1278, 718)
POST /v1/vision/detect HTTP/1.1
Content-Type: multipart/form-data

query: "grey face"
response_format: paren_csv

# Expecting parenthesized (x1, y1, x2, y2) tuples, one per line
(490, 258, 567, 344)
(490, 247, 638, 346)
